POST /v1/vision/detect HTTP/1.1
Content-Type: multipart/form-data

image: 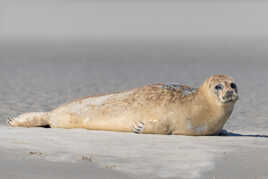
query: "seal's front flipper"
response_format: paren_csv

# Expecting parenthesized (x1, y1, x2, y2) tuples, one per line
(132, 121, 145, 134)
(8, 112, 49, 128)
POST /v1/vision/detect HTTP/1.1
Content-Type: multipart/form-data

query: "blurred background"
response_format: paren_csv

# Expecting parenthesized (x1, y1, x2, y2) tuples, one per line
(0, 0, 268, 131)
(1, 1, 268, 40)
(1, 0, 268, 63)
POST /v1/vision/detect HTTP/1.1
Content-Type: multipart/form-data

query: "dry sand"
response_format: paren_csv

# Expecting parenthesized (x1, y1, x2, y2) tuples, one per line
(0, 127, 268, 179)
(0, 39, 268, 179)
(0, 143, 133, 179)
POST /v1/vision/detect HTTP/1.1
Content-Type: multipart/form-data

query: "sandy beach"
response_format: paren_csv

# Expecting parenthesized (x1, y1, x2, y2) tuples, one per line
(0, 39, 268, 179)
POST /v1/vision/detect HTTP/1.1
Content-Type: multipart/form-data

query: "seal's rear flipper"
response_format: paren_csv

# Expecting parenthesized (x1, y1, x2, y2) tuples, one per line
(8, 112, 49, 128)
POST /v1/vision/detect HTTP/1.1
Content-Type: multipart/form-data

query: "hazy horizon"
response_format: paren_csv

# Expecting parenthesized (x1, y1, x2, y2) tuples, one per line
(1, 1, 268, 41)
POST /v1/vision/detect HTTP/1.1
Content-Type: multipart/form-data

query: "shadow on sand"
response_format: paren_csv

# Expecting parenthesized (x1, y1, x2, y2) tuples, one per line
(218, 129, 268, 138)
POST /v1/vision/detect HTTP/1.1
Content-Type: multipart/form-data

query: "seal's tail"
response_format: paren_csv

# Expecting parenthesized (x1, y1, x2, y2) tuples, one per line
(8, 112, 50, 128)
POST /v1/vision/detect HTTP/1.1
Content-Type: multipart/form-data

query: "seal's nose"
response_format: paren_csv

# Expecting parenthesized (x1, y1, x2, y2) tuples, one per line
(226, 90, 233, 96)
(223, 90, 233, 99)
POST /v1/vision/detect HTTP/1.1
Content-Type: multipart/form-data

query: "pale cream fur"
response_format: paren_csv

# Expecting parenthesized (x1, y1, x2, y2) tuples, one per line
(8, 75, 239, 136)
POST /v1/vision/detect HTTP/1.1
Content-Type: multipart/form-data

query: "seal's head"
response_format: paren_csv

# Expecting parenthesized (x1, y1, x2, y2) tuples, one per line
(201, 75, 239, 106)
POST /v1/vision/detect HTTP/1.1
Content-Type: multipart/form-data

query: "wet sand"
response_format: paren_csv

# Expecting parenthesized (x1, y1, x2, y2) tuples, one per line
(0, 39, 268, 178)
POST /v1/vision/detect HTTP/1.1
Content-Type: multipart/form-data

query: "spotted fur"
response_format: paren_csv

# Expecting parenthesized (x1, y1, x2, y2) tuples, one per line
(8, 74, 238, 136)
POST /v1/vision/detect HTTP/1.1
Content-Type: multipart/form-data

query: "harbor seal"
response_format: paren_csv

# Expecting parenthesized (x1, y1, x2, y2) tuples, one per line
(8, 74, 238, 136)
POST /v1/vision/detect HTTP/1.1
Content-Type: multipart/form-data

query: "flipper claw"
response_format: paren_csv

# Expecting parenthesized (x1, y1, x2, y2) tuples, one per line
(132, 121, 145, 134)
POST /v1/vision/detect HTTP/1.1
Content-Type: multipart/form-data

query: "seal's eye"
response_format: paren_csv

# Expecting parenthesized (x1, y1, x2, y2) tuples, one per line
(230, 83, 237, 89)
(215, 84, 223, 90)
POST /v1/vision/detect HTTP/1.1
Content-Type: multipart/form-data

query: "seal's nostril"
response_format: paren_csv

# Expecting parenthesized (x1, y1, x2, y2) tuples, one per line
(226, 91, 233, 97)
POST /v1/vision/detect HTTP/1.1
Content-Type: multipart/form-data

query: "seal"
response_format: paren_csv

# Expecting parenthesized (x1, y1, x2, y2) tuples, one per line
(8, 74, 239, 136)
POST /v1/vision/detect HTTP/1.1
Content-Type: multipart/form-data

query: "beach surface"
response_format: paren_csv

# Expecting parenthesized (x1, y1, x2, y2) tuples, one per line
(0, 39, 268, 179)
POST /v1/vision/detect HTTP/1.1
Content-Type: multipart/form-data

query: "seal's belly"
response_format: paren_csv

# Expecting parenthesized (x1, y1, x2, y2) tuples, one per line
(81, 109, 171, 134)
(49, 101, 172, 134)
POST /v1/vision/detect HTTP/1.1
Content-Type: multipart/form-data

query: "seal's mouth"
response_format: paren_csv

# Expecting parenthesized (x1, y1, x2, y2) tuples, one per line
(220, 92, 239, 104)
(222, 98, 235, 104)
